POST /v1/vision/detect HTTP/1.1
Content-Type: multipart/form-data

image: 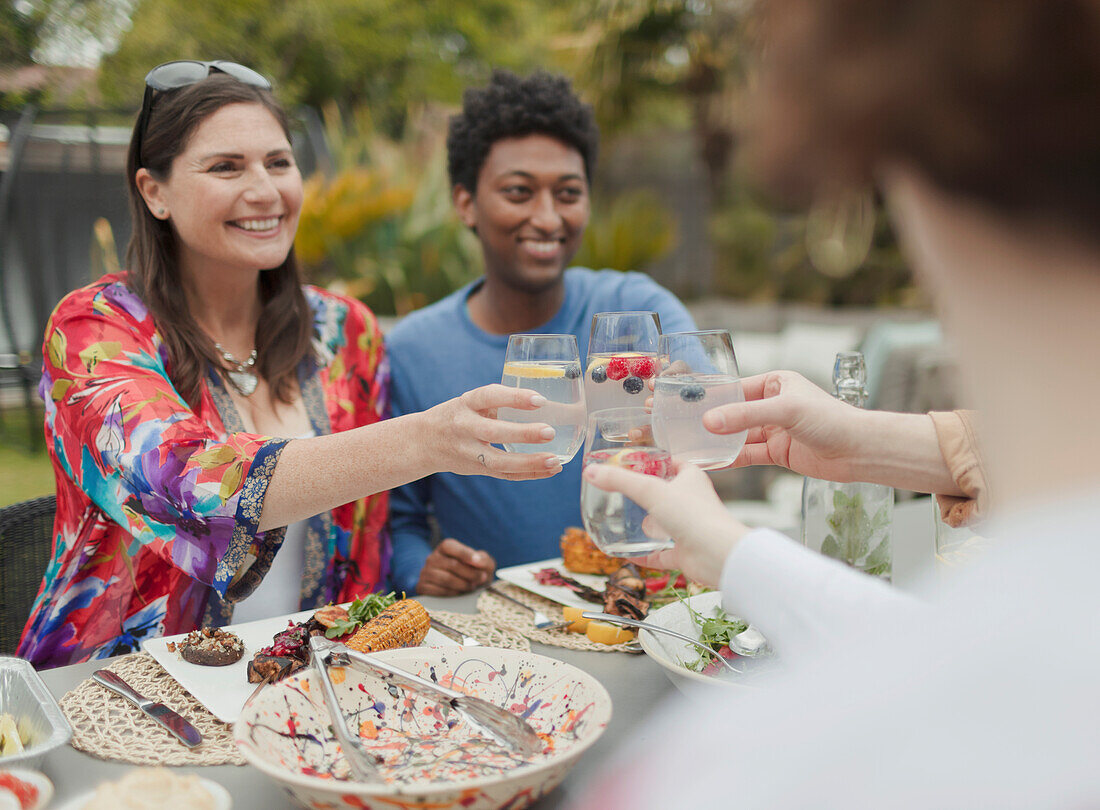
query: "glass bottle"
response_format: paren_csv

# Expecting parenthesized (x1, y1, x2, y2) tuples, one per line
(800, 351, 894, 581)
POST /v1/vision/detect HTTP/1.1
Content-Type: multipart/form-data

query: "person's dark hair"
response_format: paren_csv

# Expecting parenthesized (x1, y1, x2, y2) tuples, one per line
(752, 0, 1100, 242)
(124, 73, 313, 407)
(447, 70, 599, 193)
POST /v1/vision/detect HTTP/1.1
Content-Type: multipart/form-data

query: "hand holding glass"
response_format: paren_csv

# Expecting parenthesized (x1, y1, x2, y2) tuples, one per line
(652, 330, 747, 470)
(498, 334, 586, 463)
(580, 407, 674, 557)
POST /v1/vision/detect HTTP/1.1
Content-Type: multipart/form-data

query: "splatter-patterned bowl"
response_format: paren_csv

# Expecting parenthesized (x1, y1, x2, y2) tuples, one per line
(233, 646, 612, 810)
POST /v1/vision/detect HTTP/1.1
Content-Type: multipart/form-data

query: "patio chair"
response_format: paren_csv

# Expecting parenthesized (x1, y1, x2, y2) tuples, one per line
(0, 494, 55, 654)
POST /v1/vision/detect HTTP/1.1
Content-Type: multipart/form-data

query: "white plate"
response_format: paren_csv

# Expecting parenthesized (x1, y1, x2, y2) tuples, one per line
(0, 769, 52, 810)
(143, 605, 454, 723)
(494, 557, 610, 610)
(53, 776, 230, 810)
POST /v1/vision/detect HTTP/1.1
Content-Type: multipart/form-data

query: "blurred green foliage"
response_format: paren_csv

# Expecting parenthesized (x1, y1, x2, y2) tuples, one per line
(294, 108, 483, 316)
(1, 1, 45, 65)
(96, 0, 545, 133)
(574, 190, 677, 274)
(555, 0, 918, 307)
(0, 407, 53, 505)
(3, 0, 923, 309)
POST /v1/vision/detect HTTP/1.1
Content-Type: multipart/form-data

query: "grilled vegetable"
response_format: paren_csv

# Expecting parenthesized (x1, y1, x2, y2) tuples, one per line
(323, 591, 397, 639)
(562, 606, 590, 633)
(344, 598, 430, 653)
(585, 620, 634, 645)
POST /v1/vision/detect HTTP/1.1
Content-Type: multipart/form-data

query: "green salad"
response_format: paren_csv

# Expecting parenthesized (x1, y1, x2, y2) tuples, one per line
(324, 591, 397, 638)
(681, 599, 749, 672)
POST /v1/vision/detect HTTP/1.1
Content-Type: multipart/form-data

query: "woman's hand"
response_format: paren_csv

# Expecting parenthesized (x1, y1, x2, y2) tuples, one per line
(703, 371, 866, 481)
(415, 539, 496, 597)
(581, 462, 749, 588)
(423, 384, 563, 480)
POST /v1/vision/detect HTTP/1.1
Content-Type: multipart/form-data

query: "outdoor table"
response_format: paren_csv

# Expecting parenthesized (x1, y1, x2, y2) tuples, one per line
(35, 590, 676, 808)
(33, 499, 935, 807)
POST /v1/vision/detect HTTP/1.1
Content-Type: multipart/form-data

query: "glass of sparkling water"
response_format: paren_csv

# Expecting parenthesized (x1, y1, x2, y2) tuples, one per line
(498, 334, 586, 463)
(585, 311, 661, 438)
(651, 330, 747, 470)
(580, 407, 674, 557)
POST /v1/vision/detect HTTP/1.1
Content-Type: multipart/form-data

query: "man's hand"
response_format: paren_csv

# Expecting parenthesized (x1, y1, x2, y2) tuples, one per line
(416, 539, 496, 596)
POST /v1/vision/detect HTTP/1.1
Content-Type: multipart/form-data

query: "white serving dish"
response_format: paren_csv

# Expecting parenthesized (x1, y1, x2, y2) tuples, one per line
(0, 656, 72, 771)
(638, 592, 773, 695)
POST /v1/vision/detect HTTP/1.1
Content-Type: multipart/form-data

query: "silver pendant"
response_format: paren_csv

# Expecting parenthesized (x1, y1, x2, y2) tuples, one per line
(228, 370, 259, 396)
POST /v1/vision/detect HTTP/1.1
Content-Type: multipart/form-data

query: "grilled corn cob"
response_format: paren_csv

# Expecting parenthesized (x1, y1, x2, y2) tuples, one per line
(344, 598, 430, 652)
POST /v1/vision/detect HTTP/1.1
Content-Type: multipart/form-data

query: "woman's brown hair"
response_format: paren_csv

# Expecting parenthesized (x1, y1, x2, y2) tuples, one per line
(752, 0, 1100, 242)
(124, 73, 313, 407)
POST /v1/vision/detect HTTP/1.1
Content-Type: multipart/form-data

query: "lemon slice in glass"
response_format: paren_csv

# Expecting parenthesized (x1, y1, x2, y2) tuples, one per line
(503, 362, 566, 379)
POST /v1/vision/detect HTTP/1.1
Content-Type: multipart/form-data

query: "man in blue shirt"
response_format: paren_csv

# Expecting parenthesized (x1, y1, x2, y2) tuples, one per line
(386, 70, 695, 596)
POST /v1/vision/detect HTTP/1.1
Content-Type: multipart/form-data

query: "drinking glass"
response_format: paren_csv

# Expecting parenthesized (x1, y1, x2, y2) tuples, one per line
(833, 350, 868, 406)
(585, 311, 662, 438)
(498, 334, 586, 463)
(933, 495, 992, 571)
(580, 407, 674, 557)
(651, 330, 747, 470)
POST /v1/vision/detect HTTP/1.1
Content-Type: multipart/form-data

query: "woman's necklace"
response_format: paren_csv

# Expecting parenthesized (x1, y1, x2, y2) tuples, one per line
(215, 343, 259, 396)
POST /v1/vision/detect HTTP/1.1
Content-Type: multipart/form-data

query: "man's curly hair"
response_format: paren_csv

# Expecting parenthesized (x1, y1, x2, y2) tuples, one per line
(447, 70, 599, 193)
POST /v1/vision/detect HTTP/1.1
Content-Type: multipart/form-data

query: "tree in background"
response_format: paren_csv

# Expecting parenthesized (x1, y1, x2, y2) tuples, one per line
(1, 0, 131, 108)
(97, 0, 543, 133)
(1, 1, 46, 65)
(553, 0, 755, 201)
(552, 0, 918, 306)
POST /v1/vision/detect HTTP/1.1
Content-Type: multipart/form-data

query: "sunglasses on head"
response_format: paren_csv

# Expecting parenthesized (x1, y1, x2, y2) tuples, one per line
(134, 60, 272, 168)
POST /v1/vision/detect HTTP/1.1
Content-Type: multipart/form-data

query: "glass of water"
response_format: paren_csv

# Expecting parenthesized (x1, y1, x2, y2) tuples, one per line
(580, 406, 674, 557)
(651, 330, 747, 470)
(585, 311, 662, 432)
(498, 334, 586, 463)
(933, 495, 992, 570)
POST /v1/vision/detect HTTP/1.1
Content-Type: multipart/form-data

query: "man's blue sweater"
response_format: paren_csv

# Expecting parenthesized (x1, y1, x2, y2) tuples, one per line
(385, 268, 696, 595)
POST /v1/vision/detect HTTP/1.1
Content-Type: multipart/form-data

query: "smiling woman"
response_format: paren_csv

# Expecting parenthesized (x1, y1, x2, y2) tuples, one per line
(17, 63, 565, 668)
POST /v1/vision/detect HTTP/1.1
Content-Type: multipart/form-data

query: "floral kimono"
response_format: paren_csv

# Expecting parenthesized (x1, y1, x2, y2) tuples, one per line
(18, 273, 390, 668)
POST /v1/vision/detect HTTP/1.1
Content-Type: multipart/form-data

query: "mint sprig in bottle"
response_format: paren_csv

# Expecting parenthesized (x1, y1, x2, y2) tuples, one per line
(800, 351, 894, 580)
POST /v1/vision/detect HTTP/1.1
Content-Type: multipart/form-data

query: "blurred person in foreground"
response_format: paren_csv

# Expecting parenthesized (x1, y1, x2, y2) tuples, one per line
(18, 63, 560, 668)
(579, 0, 1100, 806)
(385, 70, 695, 597)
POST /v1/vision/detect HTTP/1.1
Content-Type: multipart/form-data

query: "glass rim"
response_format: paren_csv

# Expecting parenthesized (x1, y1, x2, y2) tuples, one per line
(660, 328, 733, 339)
(590, 310, 661, 318)
(505, 333, 578, 341)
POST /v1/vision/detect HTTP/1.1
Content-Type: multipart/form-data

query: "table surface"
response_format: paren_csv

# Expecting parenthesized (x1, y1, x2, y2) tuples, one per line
(35, 499, 936, 808)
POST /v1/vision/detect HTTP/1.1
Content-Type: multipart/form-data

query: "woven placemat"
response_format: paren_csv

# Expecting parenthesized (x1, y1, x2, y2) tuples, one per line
(477, 584, 638, 653)
(59, 652, 244, 767)
(431, 609, 531, 651)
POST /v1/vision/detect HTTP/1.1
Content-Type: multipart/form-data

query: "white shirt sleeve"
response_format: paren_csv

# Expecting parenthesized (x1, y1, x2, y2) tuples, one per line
(720, 528, 921, 659)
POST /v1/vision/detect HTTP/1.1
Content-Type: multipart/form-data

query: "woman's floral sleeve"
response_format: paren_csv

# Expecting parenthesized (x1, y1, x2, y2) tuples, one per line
(41, 283, 285, 600)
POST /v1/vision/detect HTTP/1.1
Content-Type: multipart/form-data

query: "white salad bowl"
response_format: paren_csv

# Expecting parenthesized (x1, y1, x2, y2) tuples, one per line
(234, 646, 611, 810)
(638, 591, 770, 694)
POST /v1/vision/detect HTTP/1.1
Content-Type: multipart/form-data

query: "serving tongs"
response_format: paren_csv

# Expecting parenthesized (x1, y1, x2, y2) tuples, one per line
(308, 636, 543, 783)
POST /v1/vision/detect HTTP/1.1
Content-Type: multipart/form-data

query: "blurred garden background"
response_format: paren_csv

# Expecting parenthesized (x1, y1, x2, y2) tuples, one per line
(1, 0, 952, 512)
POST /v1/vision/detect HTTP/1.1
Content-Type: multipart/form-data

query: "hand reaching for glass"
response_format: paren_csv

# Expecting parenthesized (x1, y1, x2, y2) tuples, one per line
(581, 460, 749, 588)
(424, 384, 563, 480)
(703, 370, 961, 496)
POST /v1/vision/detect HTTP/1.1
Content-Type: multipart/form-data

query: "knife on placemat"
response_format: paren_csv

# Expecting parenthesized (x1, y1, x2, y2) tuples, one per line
(92, 669, 203, 748)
